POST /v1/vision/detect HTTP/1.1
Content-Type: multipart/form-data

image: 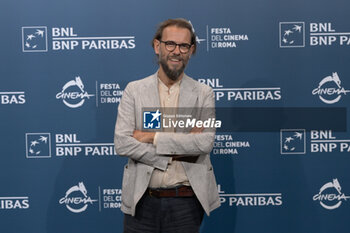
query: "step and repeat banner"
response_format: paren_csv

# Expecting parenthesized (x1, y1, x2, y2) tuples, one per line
(1, 0, 349, 232)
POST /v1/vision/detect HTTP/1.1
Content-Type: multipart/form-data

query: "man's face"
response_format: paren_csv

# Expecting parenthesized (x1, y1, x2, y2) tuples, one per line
(154, 26, 193, 81)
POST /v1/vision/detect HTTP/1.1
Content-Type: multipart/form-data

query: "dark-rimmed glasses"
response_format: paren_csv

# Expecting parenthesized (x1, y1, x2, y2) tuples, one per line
(159, 40, 192, 54)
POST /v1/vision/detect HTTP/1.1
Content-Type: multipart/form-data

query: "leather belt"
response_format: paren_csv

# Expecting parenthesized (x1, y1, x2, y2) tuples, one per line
(172, 155, 198, 163)
(147, 186, 195, 198)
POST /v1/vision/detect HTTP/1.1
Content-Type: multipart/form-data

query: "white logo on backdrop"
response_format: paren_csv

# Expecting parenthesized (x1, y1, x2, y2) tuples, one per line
(0, 91, 26, 105)
(59, 182, 97, 213)
(279, 22, 305, 48)
(0, 196, 30, 209)
(312, 72, 350, 104)
(218, 185, 283, 207)
(189, 20, 206, 44)
(280, 129, 306, 154)
(313, 179, 350, 210)
(22, 26, 135, 52)
(22, 26, 48, 52)
(56, 76, 94, 108)
(25, 133, 51, 158)
(198, 78, 282, 102)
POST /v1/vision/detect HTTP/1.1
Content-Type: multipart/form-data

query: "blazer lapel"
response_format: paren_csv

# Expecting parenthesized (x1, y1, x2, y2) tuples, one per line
(178, 74, 197, 108)
(177, 74, 198, 132)
(142, 72, 161, 108)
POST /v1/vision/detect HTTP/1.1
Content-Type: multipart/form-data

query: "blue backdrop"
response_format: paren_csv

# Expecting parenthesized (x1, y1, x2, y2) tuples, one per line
(1, 0, 350, 232)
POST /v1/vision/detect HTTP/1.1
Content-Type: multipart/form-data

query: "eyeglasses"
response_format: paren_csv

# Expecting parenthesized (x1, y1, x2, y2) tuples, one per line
(159, 40, 192, 54)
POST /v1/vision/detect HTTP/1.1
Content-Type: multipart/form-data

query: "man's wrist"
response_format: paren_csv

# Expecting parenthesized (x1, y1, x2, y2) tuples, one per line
(147, 132, 156, 143)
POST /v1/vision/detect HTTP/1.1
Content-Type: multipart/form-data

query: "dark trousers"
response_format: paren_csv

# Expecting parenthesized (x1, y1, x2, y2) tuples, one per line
(123, 192, 204, 233)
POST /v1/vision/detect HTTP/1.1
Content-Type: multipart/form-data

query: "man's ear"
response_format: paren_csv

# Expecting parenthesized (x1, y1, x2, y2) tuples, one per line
(189, 45, 194, 57)
(153, 39, 160, 55)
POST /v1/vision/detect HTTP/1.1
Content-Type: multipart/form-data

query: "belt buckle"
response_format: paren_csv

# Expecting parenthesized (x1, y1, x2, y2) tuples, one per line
(148, 189, 153, 197)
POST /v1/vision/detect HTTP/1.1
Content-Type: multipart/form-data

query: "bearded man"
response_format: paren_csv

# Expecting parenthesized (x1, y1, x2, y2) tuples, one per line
(114, 18, 220, 233)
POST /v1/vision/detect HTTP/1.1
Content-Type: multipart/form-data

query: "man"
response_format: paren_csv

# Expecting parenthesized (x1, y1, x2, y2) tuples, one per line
(114, 18, 220, 233)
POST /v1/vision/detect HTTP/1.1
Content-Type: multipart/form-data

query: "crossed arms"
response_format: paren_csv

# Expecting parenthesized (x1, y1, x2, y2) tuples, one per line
(114, 82, 215, 171)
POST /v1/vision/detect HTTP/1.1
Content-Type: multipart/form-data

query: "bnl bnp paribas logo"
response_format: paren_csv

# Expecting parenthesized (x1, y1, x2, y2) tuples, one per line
(0, 196, 30, 210)
(279, 22, 305, 48)
(312, 72, 350, 104)
(281, 130, 350, 154)
(313, 179, 350, 210)
(25, 133, 116, 158)
(25, 133, 51, 158)
(198, 78, 281, 102)
(280, 129, 306, 154)
(0, 90, 26, 105)
(22, 26, 135, 52)
(218, 185, 283, 207)
(280, 22, 350, 48)
(22, 26, 48, 52)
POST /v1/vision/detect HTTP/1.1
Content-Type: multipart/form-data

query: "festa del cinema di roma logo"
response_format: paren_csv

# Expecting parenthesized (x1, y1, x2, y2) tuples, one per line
(59, 182, 97, 213)
(56, 76, 94, 108)
(313, 179, 350, 210)
(143, 109, 221, 129)
(312, 72, 350, 104)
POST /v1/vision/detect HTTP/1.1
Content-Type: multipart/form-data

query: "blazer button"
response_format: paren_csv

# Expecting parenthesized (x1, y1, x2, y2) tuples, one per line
(147, 172, 151, 175)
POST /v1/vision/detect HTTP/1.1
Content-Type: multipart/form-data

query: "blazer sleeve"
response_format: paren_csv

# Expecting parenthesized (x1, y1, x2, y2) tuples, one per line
(155, 87, 216, 155)
(114, 83, 170, 171)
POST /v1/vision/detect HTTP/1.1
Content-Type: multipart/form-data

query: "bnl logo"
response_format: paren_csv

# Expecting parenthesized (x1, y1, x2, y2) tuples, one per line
(22, 26, 48, 52)
(143, 110, 161, 129)
(279, 22, 305, 48)
(280, 129, 306, 154)
(25, 133, 51, 158)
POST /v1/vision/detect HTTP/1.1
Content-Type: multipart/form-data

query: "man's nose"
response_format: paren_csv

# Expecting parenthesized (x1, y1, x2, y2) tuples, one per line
(172, 45, 181, 54)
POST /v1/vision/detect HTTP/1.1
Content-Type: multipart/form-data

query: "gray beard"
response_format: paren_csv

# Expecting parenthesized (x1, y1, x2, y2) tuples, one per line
(159, 58, 185, 81)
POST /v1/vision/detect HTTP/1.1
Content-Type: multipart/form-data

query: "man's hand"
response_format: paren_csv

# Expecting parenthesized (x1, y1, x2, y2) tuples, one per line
(133, 130, 155, 143)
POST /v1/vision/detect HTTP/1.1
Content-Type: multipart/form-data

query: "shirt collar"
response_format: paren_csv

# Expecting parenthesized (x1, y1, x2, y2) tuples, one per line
(157, 72, 182, 91)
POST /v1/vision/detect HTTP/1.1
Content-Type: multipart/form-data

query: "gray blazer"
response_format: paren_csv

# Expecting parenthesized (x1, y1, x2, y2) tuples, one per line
(114, 72, 221, 216)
